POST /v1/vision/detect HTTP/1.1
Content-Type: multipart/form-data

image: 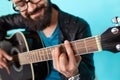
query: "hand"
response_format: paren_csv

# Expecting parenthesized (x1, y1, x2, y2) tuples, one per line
(52, 40, 82, 78)
(0, 48, 12, 74)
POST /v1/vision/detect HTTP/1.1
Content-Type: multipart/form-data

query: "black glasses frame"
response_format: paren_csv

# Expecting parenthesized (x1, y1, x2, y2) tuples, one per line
(12, 0, 41, 12)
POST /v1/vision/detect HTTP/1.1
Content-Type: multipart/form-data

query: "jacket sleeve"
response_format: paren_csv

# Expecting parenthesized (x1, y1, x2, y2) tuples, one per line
(76, 18, 95, 80)
(58, 10, 95, 80)
(0, 13, 26, 40)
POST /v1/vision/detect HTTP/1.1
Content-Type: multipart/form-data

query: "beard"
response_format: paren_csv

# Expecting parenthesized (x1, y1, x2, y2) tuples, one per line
(24, 1, 52, 31)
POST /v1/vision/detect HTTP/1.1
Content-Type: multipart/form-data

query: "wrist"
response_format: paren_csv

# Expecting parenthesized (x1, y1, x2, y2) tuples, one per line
(68, 74, 80, 80)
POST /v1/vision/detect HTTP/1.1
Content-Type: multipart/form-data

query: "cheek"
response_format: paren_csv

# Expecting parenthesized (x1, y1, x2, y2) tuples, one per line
(20, 12, 27, 18)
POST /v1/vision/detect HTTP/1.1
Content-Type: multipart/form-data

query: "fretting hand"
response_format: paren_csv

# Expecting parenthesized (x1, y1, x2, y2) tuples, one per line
(52, 40, 82, 78)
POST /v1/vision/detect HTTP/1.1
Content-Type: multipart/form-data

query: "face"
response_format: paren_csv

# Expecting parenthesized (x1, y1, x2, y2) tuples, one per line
(12, 0, 52, 30)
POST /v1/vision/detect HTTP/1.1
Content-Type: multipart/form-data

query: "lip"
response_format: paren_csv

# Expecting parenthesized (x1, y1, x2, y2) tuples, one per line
(30, 8, 44, 20)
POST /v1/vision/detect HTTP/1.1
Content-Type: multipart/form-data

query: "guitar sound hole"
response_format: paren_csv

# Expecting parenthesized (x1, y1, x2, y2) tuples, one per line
(11, 47, 23, 72)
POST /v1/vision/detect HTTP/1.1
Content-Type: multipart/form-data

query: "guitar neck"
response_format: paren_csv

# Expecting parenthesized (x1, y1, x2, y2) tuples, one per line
(18, 35, 102, 65)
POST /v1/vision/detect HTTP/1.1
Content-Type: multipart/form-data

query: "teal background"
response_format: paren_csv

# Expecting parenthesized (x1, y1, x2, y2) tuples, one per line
(0, 0, 120, 80)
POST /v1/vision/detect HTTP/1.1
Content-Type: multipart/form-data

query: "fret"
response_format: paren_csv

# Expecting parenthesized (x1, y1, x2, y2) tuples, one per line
(95, 36, 102, 51)
(74, 41, 79, 55)
(71, 43, 76, 54)
(40, 48, 51, 61)
(28, 51, 37, 64)
(23, 53, 28, 64)
(43, 49, 47, 61)
(84, 39, 88, 53)
(35, 51, 39, 62)
(25, 52, 29, 64)
(39, 50, 42, 62)
(42, 49, 46, 61)
(27, 52, 32, 64)
(29, 52, 33, 63)
(48, 47, 53, 60)
(47, 48, 52, 60)
(33, 51, 36, 62)
(38, 50, 42, 62)
(86, 37, 98, 52)
(70, 36, 99, 55)
(30, 52, 34, 63)
(45, 48, 49, 60)
(35, 50, 39, 63)
(71, 39, 86, 55)
(35, 50, 38, 62)
(41, 49, 45, 61)
(32, 51, 36, 63)
(28, 52, 32, 64)
(46, 48, 49, 60)
(44, 49, 48, 61)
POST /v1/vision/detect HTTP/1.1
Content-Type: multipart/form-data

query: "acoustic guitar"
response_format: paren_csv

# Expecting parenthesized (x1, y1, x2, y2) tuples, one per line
(0, 25, 120, 80)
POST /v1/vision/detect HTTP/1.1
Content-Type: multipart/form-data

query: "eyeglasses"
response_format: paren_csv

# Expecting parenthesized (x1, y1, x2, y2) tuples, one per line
(13, 0, 41, 12)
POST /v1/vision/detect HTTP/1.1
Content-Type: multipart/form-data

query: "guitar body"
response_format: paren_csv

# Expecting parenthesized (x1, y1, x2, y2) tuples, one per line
(0, 31, 48, 80)
(0, 25, 120, 80)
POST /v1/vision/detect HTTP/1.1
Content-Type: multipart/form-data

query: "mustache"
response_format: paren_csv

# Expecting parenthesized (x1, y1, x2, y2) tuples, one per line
(26, 5, 45, 17)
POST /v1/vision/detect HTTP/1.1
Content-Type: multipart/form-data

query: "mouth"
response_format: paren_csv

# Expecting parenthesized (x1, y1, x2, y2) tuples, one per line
(26, 5, 45, 20)
(33, 6, 44, 14)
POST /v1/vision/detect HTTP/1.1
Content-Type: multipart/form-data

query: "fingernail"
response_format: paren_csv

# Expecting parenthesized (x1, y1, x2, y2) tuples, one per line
(64, 40, 69, 44)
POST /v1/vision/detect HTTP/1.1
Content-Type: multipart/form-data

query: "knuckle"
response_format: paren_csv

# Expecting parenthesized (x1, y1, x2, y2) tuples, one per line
(69, 65, 76, 71)
(61, 66, 67, 72)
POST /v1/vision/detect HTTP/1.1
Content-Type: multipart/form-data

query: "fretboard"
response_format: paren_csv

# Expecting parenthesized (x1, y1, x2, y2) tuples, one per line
(18, 35, 102, 65)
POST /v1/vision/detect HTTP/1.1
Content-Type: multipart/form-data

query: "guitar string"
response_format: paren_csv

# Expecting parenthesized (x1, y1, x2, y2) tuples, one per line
(17, 37, 98, 64)
(15, 34, 120, 64)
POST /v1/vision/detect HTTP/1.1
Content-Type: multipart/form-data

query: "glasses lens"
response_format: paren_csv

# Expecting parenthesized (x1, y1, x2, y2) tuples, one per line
(14, 2, 27, 12)
(13, 0, 41, 12)
(13, 5, 27, 12)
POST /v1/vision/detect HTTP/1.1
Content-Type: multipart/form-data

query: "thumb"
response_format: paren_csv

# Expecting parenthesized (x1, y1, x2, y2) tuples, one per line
(75, 56, 82, 66)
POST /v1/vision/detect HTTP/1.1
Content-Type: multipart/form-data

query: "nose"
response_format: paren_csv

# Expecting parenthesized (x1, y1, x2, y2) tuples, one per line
(27, 2, 37, 13)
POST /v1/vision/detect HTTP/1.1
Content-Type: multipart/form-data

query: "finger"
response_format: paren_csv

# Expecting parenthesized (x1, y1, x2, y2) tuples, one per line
(2, 51, 12, 61)
(64, 40, 75, 63)
(75, 56, 82, 66)
(0, 60, 10, 74)
(2, 63, 10, 74)
(0, 59, 7, 67)
(5, 65, 10, 74)
(59, 53, 68, 72)
(0, 49, 12, 61)
(0, 65, 3, 69)
(52, 46, 60, 70)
